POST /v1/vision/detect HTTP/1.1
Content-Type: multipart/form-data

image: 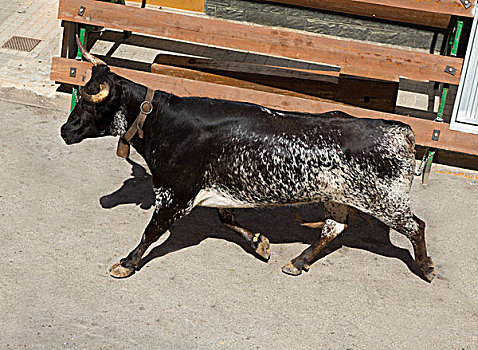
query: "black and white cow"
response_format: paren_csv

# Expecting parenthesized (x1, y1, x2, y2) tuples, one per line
(60, 40, 436, 282)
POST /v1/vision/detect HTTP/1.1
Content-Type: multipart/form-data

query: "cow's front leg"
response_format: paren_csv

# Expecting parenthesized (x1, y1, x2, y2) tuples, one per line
(109, 212, 167, 278)
(217, 208, 270, 260)
(110, 187, 192, 278)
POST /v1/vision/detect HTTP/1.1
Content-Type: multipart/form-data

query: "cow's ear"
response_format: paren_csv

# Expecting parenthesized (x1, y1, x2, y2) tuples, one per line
(92, 65, 111, 76)
(115, 80, 130, 103)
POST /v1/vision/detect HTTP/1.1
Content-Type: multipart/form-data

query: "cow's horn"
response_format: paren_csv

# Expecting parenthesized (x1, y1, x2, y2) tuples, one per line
(75, 34, 107, 66)
(80, 82, 111, 103)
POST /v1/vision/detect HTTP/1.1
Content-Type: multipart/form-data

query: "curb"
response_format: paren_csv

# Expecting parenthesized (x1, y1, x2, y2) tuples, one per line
(0, 85, 71, 111)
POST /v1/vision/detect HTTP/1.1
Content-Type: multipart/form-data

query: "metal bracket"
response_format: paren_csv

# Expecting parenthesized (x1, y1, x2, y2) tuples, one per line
(432, 129, 441, 141)
(69, 67, 77, 78)
(78, 6, 86, 16)
(415, 151, 428, 176)
(445, 65, 457, 75)
(460, 0, 472, 9)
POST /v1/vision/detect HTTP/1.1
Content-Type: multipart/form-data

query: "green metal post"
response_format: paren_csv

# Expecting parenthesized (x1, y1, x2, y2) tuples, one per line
(451, 20, 464, 55)
(70, 27, 87, 112)
(421, 19, 463, 184)
(421, 150, 435, 184)
(435, 87, 448, 122)
(434, 19, 463, 124)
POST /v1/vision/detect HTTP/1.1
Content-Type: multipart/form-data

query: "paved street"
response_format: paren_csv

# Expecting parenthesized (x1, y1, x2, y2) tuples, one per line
(1, 99, 478, 349)
(1, 0, 477, 349)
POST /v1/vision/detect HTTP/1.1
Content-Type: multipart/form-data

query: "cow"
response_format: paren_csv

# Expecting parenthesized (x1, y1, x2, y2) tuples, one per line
(60, 37, 436, 282)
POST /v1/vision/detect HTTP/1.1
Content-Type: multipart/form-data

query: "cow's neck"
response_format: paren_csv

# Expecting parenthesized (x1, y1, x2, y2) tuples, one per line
(119, 83, 170, 158)
(122, 83, 149, 127)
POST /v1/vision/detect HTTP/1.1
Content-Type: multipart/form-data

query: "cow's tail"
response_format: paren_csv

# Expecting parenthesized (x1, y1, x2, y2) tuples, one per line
(399, 124, 417, 184)
(403, 125, 416, 155)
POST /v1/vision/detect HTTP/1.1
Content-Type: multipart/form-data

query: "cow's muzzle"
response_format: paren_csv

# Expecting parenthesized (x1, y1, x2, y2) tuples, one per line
(60, 123, 83, 145)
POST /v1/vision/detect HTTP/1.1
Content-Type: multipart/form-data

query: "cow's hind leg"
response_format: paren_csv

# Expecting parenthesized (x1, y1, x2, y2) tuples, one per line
(217, 208, 270, 260)
(392, 213, 435, 282)
(411, 215, 435, 282)
(282, 202, 349, 276)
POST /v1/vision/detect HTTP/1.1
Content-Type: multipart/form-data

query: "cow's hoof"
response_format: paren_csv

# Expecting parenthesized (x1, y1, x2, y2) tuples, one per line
(420, 257, 436, 282)
(281, 261, 302, 276)
(253, 233, 270, 260)
(109, 261, 135, 278)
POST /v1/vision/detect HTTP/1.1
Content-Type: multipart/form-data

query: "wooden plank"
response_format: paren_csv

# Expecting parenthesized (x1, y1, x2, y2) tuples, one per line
(60, 22, 70, 58)
(150, 63, 331, 101)
(269, 0, 474, 28)
(154, 54, 340, 83)
(58, 0, 463, 84)
(50, 57, 478, 156)
(336, 76, 398, 113)
(126, 0, 204, 12)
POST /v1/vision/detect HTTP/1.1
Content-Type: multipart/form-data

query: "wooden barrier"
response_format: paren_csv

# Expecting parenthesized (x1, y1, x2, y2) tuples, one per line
(58, 0, 463, 84)
(51, 57, 478, 156)
(53, 0, 478, 163)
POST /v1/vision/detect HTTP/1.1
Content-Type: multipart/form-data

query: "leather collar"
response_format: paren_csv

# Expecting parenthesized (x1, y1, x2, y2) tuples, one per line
(116, 88, 155, 158)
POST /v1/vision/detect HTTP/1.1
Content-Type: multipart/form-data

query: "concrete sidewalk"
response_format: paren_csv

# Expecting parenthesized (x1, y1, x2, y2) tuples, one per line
(0, 0, 68, 109)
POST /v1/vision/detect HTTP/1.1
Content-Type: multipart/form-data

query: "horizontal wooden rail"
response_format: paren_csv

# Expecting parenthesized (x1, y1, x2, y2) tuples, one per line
(58, 0, 463, 84)
(51, 57, 478, 156)
(154, 54, 340, 83)
(152, 63, 332, 100)
(127, 0, 204, 12)
(269, 0, 474, 28)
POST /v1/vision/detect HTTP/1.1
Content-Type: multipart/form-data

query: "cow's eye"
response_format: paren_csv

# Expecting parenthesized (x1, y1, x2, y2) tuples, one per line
(82, 103, 96, 113)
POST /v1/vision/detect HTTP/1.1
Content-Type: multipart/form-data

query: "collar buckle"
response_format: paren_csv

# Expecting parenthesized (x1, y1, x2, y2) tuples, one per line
(140, 100, 153, 115)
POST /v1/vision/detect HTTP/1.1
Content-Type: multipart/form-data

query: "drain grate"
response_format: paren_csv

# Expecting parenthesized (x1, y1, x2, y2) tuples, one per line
(2, 36, 41, 52)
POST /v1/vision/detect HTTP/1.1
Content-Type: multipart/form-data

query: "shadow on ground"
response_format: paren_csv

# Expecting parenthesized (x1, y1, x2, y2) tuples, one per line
(100, 159, 423, 279)
(100, 158, 155, 210)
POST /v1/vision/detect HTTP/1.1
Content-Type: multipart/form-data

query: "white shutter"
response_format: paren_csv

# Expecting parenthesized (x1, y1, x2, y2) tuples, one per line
(451, 7, 478, 134)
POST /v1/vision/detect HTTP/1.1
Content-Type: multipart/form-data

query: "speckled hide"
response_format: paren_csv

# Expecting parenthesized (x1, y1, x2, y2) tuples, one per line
(61, 65, 436, 281)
